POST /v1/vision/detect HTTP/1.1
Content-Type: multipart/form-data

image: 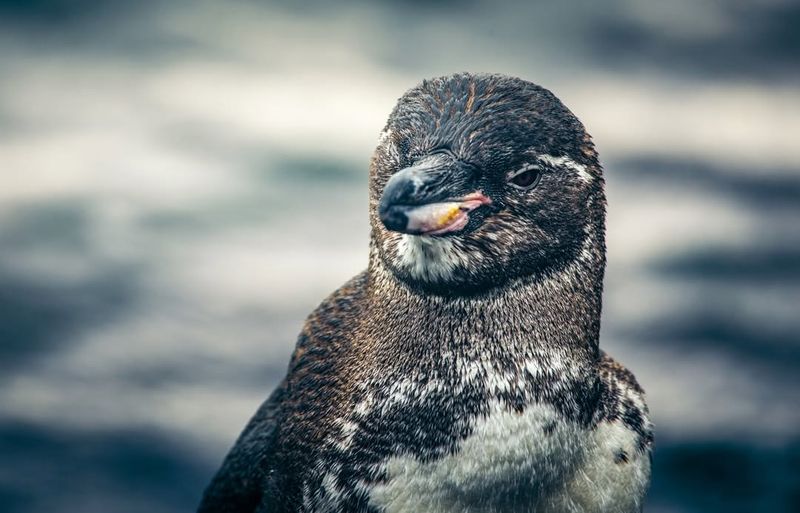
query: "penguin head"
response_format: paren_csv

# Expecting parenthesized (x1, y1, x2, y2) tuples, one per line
(370, 73, 606, 295)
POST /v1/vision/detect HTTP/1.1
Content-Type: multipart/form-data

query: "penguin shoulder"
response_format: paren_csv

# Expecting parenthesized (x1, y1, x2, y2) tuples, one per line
(550, 352, 654, 513)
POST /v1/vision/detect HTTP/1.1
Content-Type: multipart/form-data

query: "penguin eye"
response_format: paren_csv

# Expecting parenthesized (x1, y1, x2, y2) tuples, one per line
(507, 164, 541, 190)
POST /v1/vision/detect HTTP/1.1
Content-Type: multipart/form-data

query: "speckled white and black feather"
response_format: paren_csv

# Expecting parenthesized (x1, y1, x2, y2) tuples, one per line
(198, 73, 653, 513)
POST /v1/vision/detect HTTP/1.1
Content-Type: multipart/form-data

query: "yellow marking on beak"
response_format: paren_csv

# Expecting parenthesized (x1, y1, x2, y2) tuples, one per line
(436, 206, 461, 228)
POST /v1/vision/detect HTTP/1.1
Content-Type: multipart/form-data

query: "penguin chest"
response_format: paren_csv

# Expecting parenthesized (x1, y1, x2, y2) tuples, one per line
(366, 401, 587, 513)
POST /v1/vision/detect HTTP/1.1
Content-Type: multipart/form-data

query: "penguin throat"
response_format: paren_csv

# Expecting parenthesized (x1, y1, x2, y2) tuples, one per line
(364, 245, 603, 357)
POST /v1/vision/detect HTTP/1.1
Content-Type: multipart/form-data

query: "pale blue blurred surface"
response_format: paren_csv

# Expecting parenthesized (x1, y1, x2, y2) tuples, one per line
(0, 1, 798, 512)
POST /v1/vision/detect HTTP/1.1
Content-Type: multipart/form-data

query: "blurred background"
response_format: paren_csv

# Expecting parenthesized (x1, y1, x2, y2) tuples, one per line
(0, 0, 798, 512)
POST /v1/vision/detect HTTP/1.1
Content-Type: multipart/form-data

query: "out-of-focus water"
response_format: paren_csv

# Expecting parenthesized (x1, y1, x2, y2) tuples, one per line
(0, 1, 798, 512)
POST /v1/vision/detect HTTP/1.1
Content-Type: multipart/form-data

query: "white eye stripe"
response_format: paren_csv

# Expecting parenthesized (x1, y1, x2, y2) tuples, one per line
(536, 154, 593, 183)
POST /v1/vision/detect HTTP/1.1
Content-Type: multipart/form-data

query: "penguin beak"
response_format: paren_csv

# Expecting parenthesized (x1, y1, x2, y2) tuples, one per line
(378, 153, 492, 236)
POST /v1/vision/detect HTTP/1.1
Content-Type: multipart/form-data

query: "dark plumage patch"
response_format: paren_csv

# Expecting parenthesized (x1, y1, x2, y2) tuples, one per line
(596, 352, 655, 455)
(615, 450, 630, 464)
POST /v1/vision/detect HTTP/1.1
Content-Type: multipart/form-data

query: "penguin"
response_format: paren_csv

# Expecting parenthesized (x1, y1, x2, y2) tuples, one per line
(197, 72, 653, 513)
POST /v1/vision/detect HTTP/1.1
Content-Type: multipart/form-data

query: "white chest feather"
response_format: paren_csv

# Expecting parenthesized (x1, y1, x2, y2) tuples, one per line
(367, 401, 582, 513)
(364, 402, 649, 513)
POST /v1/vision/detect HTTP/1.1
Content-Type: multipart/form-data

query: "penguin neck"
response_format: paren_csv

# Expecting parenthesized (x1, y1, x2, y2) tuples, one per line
(364, 240, 604, 364)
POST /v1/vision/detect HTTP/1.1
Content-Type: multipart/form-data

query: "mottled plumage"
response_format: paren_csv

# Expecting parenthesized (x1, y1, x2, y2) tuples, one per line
(198, 73, 653, 513)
